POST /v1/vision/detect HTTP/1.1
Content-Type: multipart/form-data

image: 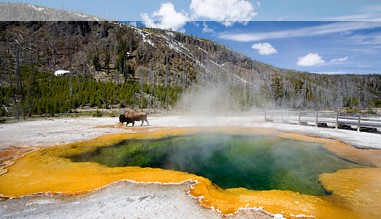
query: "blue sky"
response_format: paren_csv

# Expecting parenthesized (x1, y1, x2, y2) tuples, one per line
(182, 21, 381, 74)
(3, 0, 381, 73)
(5, 0, 381, 21)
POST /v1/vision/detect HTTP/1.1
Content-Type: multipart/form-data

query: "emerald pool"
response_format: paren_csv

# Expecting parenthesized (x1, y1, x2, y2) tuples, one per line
(68, 134, 364, 196)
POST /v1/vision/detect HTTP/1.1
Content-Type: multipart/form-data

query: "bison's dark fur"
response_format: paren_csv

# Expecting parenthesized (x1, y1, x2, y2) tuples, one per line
(119, 110, 149, 127)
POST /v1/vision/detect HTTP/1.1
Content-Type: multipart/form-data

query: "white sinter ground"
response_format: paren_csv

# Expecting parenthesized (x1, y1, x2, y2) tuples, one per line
(0, 114, 380, 219)
(1, 114, 379, 149)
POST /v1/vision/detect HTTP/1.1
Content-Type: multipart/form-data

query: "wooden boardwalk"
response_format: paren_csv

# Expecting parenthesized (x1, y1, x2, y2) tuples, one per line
(265, 111, 381, 133)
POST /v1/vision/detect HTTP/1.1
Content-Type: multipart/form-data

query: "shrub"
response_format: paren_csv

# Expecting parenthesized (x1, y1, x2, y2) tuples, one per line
(92, 109, 102, 117)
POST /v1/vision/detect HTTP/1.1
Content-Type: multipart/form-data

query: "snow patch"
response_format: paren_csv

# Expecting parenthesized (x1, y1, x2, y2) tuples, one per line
(54, 70, 70, 76)
(133, 28, 156, 47)
(74, 12, 88, 18)
(208, 60, 253, 85)
(28, 4, 44, 11)
(197, 46, 208, 54)
(166, 32, 175, 38)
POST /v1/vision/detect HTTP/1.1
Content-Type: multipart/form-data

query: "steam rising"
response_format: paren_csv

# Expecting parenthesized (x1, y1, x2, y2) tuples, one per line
(175, 82, 238, 114)
(174, 64, 274, 115)
(68, 133, 364, 196)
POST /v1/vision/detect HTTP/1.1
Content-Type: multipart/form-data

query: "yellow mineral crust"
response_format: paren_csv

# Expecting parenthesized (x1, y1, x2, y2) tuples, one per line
(0, 127, 380, 219)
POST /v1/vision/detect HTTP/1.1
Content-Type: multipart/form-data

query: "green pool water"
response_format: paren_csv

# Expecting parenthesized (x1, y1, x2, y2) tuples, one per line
(68, 134, 363, 196)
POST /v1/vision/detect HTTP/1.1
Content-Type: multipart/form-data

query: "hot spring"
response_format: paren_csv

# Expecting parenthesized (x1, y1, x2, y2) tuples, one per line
(68, 133, 364, 196)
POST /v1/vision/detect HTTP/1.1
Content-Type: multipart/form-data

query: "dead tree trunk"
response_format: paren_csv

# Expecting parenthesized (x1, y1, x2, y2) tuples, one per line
(15, 44, 25, 121)
(165, 53, 169, 114)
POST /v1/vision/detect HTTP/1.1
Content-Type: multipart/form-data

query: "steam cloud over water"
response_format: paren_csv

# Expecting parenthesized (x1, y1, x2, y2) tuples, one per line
(68, 133, 364, 196)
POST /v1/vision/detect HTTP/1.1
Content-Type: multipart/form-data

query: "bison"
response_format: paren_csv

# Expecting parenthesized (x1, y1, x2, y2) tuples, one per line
(119, 110, 149, 127)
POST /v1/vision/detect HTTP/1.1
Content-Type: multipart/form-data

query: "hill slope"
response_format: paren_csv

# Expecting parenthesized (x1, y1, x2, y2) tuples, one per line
(0, 3, 380, 116)
(0, 2, 103, 21)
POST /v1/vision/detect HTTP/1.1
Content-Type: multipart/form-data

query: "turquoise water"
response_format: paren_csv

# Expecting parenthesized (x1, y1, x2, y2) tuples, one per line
(68, 134, 363, 196)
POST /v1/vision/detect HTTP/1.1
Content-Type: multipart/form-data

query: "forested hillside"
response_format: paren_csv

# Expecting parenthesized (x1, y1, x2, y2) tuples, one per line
(0, 67, 183, 117)
(0, 4, 380, 118)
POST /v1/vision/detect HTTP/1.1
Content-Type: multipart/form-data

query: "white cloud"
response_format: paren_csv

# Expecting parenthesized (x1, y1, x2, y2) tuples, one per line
(277, 15, 290, 21)
(330, 56, 349, 63)
(328, 14, 381, 21)
(141, 0, 258, 30)
(141, 3, 188, 32)
(202, 22, 214, 33)
(129, 21, 137, 27)
(359, 65, 371, 68)
(256, 1, 261, 9)
(251, 42, 277, 55)
(219, 22, 381, 42)
(345, 32, 381, 45)
(327, 5, 381, 21)
(190, 0, 257, 26)
(297, 53, 325, 67)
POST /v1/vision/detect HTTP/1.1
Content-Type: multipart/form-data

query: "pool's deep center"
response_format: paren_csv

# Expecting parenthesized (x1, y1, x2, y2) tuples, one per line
(68, 133, 363, 196)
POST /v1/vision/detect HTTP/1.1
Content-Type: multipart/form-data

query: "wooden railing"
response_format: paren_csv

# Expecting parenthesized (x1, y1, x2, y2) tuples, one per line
(264, 111, 381, 133)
